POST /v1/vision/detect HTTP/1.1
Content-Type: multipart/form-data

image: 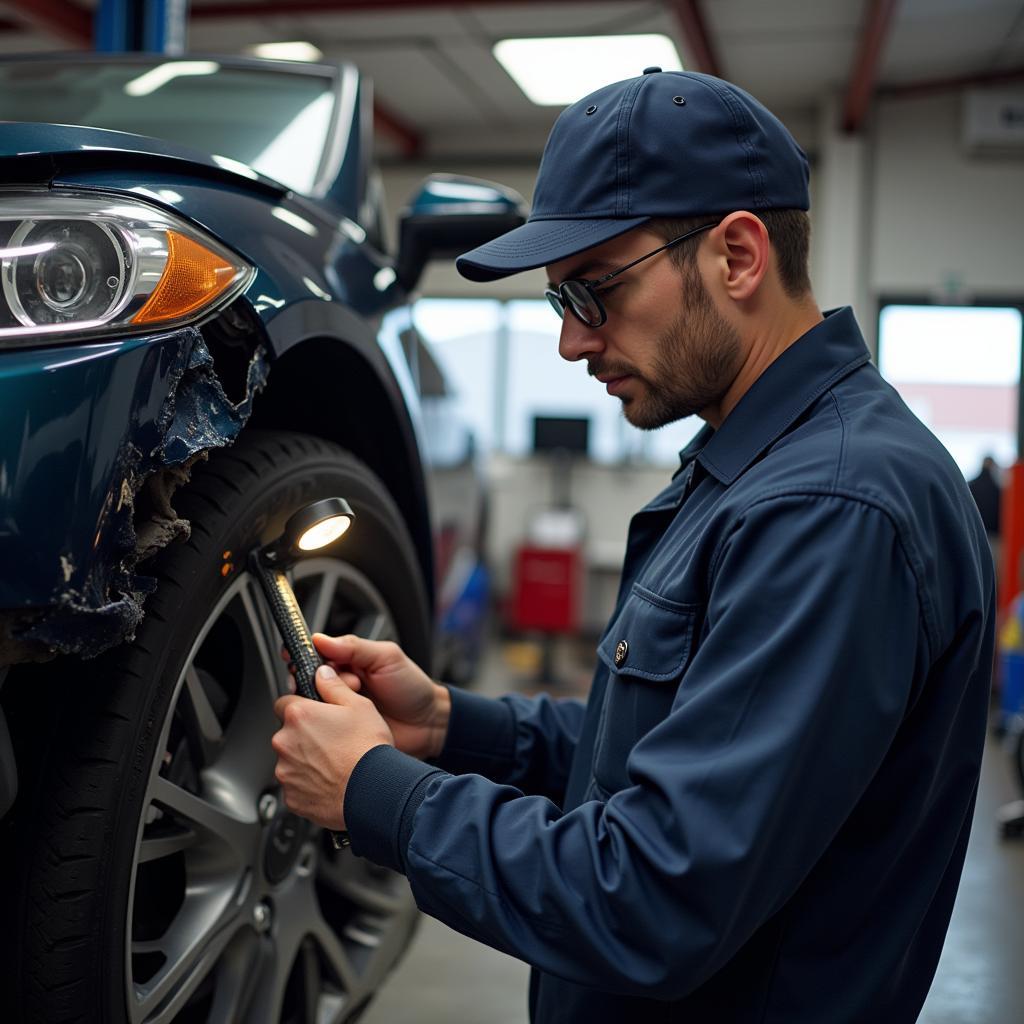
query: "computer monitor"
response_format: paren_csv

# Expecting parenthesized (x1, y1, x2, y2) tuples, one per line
(532, 415, 590, 456)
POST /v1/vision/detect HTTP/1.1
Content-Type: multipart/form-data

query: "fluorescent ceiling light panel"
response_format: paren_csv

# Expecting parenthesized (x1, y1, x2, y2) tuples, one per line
(249, 41, 324, 63)
(493, 35, 683, 106)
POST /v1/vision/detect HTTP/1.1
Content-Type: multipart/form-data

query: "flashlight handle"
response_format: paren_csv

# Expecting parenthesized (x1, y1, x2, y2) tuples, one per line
(260, 562, 321, 700)
(249, 553, 351, 849)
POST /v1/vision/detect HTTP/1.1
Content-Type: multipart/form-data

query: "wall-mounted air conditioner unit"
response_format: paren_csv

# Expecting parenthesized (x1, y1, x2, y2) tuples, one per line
(962, 88, 1024, 156)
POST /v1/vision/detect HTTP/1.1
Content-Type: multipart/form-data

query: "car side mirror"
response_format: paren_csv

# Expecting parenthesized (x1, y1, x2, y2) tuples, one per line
(395, 174, 527, 292)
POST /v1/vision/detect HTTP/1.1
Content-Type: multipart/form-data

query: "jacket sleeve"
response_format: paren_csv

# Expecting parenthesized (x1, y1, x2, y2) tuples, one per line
(431, 686, 587, 804)
(344, 494, 929, 999)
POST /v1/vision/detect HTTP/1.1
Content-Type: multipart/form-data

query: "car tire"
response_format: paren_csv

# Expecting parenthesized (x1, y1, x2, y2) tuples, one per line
(12, 430, 430, 1024)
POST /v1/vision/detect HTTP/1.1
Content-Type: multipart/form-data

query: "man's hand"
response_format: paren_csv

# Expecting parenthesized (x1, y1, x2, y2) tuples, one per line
(272, 665, 394, 830)
(285, 634, 451, 761)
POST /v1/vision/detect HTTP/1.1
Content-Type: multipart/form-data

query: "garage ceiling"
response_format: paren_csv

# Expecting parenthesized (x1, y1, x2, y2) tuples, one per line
(0, 0, 1022, 161)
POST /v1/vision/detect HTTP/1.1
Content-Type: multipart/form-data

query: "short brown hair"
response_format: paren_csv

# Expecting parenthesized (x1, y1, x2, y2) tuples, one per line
(649, 209, 812, 299)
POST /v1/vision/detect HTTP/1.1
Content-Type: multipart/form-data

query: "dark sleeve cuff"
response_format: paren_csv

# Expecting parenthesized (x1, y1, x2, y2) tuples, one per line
(344, 744, 447, 872)
(434, 685, 517, 777)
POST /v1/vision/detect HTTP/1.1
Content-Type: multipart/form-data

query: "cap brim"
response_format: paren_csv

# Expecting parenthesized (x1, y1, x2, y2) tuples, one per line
(455, 216, 650, 283)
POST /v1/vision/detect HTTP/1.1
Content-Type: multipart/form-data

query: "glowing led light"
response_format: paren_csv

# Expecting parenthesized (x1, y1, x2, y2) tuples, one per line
(297, 515, 352, 551)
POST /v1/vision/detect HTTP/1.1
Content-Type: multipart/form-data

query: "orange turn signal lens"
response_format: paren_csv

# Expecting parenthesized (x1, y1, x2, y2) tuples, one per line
(131, 230, 240, 326)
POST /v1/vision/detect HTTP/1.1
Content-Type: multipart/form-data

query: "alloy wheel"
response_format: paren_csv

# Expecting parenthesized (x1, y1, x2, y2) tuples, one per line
(124, 559, 417, 1024)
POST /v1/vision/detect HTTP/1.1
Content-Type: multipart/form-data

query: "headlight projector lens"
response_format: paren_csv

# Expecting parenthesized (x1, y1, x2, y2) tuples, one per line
(37, 247, 88, 309)
(2, 219, 131, 327)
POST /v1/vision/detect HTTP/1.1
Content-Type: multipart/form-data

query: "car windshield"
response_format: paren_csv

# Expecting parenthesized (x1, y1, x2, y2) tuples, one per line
(0, 60, 336, 194)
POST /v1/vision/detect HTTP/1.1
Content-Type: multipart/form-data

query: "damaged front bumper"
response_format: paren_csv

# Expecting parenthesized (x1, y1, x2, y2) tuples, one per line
(0, 326, 267, 665)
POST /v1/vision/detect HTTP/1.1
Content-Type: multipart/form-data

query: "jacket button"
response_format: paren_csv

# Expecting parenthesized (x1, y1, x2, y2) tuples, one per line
(614, 639, 629, 667)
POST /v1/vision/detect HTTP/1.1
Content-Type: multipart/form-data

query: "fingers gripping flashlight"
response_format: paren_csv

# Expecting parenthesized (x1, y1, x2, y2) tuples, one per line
(250, 497, 355, 847)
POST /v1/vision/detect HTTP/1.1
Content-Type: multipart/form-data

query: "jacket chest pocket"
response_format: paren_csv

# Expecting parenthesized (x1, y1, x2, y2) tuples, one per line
(593, 584, 699, 793)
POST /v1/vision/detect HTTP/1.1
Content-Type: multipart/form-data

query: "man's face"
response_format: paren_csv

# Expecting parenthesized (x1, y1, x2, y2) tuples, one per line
(545, 228, 743, 430)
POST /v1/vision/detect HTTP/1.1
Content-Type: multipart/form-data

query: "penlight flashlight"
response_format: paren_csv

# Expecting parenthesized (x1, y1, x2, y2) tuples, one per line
(249, 496, 355, 847)
(251, 497, 354, 699)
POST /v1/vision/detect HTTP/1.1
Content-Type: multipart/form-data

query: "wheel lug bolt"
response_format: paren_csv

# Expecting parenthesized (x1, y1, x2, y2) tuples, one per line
(253, 901, 272, 933)
(258, 793, 278, 823)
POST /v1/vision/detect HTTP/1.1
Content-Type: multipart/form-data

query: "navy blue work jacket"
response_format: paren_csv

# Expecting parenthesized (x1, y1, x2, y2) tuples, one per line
(346, 307, 995, 1023)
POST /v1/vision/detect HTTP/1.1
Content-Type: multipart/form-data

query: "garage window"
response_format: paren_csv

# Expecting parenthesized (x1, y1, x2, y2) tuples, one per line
(877, 303, 1023, 476)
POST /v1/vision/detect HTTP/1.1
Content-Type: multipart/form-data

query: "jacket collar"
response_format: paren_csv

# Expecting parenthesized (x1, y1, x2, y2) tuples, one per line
(689, 306, 870, 486)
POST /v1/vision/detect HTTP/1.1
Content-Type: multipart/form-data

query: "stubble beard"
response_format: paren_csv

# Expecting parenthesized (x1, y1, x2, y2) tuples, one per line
(622, 266, 743, 431)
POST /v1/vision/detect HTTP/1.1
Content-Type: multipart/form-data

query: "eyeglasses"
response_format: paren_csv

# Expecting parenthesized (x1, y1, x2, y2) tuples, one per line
(545, 222, 718, 328)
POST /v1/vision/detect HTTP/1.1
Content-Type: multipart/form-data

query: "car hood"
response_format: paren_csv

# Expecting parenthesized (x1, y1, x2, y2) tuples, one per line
(0, 121, 287, 196)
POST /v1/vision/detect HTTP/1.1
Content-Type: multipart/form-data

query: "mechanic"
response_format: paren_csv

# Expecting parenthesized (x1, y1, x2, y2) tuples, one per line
(271, 69, 995, 1022)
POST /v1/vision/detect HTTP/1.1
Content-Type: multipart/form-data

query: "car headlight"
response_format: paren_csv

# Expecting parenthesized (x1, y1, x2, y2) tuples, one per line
(0, 191, 254, 345)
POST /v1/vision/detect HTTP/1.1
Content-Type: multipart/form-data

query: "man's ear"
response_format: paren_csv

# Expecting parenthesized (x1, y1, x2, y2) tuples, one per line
(708, 211, 770, 301)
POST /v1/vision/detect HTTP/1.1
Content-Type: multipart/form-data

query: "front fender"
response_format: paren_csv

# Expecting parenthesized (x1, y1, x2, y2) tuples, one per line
(0, 326, 267, 664)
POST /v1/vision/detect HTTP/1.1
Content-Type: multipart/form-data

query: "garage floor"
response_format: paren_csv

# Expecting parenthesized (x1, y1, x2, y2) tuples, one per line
(363, 638, 1024, 1024)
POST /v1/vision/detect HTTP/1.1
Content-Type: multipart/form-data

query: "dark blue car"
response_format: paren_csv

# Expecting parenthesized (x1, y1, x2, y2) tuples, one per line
(0, 53, 523, 1023)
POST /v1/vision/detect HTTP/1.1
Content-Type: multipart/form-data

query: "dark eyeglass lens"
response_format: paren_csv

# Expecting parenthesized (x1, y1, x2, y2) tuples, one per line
(545, 289, 565, 320)
(562, 281, 603, 326)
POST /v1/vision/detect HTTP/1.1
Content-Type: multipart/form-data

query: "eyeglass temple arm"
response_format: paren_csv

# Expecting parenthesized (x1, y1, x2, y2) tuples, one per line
(590, 222, 718, 286)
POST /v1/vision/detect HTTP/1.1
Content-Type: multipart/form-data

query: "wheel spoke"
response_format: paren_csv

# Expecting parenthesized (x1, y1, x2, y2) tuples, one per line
(207, 931, 268, 1024)
(238, 980, 284, 1024)
(131, 899, 245, 1024)
(239, 578, 290, 698)
(150, 776, 254, 860)
(318, 851, 407, 916)
(183, 665, 224, 765)
(241, 901, 306, 1024)
(353, 610, 393, 642)
(138, 823, 197, 864)
(306, 569, 340, 637)
(316, 992, 347, 1024)
(217, 577, 292, 785)
(309, 910, 360, 997)
(300, 937, 321, 1024)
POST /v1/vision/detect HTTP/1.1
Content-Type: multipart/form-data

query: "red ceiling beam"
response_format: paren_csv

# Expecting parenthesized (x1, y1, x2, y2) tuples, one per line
(842, 0, 900, 134)
(373, 99, 423, 158)
(0, 0, 91, 46)
(666, 0, 721, 77)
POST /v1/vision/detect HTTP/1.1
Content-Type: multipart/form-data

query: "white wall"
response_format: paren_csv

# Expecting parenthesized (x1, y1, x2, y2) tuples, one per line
(870, 92, 1024, 302)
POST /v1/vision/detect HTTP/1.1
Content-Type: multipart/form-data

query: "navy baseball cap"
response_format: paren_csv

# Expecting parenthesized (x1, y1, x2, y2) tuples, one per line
(456, 68, 809, 282)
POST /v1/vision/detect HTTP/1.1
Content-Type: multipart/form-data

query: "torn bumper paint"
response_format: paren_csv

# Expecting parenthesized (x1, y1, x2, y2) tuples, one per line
(0, 327, 268, 664)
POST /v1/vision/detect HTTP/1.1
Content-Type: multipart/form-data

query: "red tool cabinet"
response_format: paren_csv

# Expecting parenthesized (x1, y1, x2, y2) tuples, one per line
(510, 545, 584, 633)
